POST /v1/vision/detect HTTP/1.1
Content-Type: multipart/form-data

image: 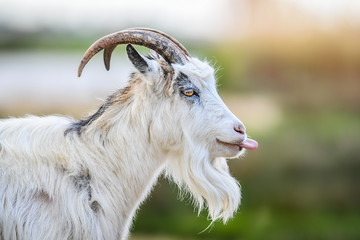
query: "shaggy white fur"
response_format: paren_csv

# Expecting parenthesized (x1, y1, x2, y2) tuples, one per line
(0, 46, 257, 239)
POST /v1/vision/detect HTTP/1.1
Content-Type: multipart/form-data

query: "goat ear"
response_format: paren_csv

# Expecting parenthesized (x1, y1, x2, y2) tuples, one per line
(126, 44, 151, 74)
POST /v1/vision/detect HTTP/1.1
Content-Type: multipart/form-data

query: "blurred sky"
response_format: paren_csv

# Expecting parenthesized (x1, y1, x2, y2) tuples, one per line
(1, 0, 360, 41)
(0, 0, 359, 117)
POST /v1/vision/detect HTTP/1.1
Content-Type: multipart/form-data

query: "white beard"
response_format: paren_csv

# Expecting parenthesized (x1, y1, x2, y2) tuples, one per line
(165, 141, 241, 223)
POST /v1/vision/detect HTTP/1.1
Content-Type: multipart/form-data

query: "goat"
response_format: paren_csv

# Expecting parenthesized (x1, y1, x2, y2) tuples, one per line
(0, 28, 258, 240)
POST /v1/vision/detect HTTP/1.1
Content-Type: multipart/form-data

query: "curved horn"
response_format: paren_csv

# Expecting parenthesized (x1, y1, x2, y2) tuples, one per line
(130, 28, 190, 56)
(78, 28, 190, 77)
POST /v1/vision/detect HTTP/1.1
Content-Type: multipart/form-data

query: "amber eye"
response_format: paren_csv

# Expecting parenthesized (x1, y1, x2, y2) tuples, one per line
(184, 90, 194, 96)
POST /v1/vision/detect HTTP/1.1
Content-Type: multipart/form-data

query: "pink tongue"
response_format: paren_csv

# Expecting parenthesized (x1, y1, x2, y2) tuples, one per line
(240, 138, 258, 151)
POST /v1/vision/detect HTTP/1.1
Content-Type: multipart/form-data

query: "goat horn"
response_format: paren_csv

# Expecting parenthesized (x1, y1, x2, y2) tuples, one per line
(78, 28, 190, 77)
(130, 28, 190, 57)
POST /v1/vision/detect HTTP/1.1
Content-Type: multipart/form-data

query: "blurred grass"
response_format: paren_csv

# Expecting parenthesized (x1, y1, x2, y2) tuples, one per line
(133, 206, 360, 240)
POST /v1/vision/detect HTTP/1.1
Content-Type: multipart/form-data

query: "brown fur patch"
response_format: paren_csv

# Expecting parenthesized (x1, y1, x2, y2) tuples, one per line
(147, 119, 152, 143)
(65, 76, 142, 135)
(156, 60, 175, 96)
(158, 60, 173, 75)
(35, 190, 52, 203)
(112, 76, 141, 105)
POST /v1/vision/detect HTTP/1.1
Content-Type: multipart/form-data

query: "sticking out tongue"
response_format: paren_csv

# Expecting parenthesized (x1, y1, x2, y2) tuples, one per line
(240, 138, 258, 151)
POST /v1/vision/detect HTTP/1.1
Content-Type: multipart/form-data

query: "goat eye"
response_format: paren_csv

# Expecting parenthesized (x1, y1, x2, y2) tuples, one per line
(183, 89, 194, 97)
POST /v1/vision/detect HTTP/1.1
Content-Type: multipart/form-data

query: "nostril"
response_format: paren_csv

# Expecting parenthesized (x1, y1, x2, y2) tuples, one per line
(236, 129, 245, 134)
(234, 125, 246, 135)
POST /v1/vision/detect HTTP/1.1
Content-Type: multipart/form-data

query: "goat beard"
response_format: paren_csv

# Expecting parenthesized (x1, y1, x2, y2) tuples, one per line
(165, 143, 241, 223)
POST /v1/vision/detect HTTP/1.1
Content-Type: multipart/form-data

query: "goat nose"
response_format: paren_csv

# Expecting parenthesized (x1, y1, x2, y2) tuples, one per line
(234, 124, 246, 135)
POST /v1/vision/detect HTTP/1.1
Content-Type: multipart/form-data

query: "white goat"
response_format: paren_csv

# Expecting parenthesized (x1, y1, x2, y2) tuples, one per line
(0, 28, 258, 240)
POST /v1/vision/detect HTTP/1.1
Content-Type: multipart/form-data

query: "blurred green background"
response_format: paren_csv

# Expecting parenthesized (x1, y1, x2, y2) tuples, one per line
(1, 0, 359, 239)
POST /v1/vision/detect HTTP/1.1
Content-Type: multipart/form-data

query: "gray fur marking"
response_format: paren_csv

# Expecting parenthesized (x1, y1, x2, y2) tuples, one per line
(73, 171, 92, 200)
(174, 72, 201, 105)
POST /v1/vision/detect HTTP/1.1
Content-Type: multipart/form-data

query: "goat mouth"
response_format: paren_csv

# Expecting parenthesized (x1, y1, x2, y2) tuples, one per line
(216, 138, 258, 151)
(216, 139, 243, 151)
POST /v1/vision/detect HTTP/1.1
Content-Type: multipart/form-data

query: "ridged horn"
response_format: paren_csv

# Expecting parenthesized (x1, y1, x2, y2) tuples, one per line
(78, 28, 190, 77)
